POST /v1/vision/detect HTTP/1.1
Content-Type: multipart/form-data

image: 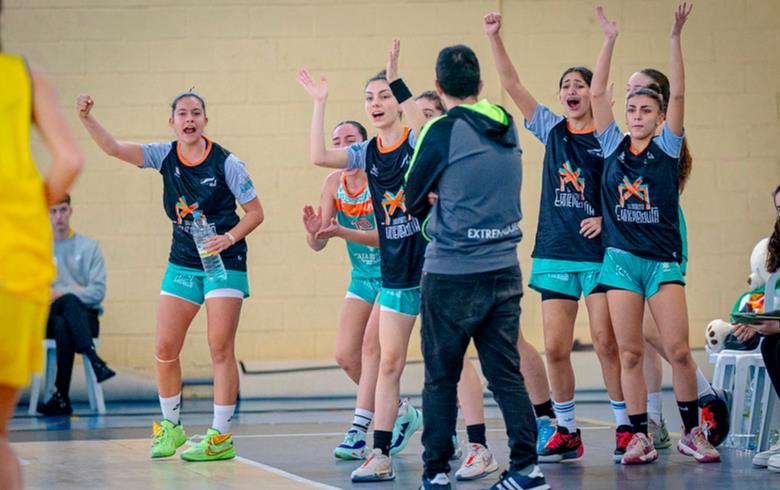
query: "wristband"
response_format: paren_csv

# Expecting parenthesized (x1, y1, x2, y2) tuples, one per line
(389, 78, 412, 104)
(225, 232, 236, 245)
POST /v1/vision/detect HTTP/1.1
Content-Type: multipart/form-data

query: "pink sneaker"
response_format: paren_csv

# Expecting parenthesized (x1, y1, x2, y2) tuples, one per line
(677, 426, 721, 463)
(621, 432, 658, 465)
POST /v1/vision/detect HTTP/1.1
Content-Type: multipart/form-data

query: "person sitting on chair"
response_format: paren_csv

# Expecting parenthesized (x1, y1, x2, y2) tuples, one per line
(37, 194, 114, 416)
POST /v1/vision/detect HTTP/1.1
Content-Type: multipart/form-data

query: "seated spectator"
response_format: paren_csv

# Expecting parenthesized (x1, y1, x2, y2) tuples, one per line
(732, 185, 780, 472)
(37, 194, 114, 416)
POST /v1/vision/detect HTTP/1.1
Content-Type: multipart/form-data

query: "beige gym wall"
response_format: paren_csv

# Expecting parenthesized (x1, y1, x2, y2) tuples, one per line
(3, 0, 779, 376)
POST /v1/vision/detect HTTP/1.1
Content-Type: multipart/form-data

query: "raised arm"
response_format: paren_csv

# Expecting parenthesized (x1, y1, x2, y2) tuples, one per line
(76, 94, 144, 167)
(386, 38, 426, 138)
(30, 65, 83, 204)
(666, 2, 692, 137)
(591, 6, 619, 135)
(483, 13, 538, 121)
(296, 70, 349, 169)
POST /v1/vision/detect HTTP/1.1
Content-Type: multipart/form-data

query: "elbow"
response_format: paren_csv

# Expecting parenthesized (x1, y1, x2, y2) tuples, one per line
(59, 147, 85, 174)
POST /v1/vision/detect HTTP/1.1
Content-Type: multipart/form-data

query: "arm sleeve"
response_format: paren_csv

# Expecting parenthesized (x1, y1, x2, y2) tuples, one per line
(73, 240, 107, 308)
(404, 119, 450, 219)
(595, 121, 625, 158)
(523, 104, 563, 146)
(141, 142, 173, 170)
(346, 141, 369, 170)
(655, 125, 685, 158)
(225, 154, 258, 204)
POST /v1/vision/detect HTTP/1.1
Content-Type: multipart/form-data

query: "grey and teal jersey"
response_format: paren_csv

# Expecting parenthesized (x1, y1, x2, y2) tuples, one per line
(141, 137, 257, 272)
(347, 128, 427, 289)
(525, 104, 604, 263)
(335, 173, 381, 279)
(596, 123, 684, 263)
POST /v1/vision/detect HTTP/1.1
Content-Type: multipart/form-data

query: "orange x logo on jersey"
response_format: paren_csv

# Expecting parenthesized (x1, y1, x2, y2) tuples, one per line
(381, 190, 406, 225)
(618, 177, 651, 210)
(558, 161, 585, 197)
(175, 196, 199, 224)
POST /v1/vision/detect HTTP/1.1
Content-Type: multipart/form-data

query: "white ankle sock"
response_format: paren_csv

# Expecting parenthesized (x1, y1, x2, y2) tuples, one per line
(159, 393, 181, 425)
(553, 399, 576, 432)
(647, 391, 663, 424)
(610, 399, 630, 427)
(212, 404, 236, 434)
(696, 369, 716, 399)
(351, 408, 373, 433)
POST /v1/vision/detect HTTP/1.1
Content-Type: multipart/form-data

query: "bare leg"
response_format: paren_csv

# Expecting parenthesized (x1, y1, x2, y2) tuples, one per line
(355, 302, 381, 412)
(517, 331, 551, 406)
(541, 299, 578, 403)
(373, 310, 416, 431)
(155, 295, 199, 397)
(0, 386, 22, 490)
(458, 356, 485, 426)
(335, 298, 374, 385)
(205, 297, 242, 405)
(606, 289, 647, 414)
(584, 293, 624, 402)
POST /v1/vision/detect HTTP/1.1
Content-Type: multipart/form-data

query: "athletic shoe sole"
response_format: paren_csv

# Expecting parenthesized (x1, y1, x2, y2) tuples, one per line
(621, 450, 658, 465)
(334, 448, 367, 460)
(538, 446, 584, 463)
(676, 442, 720, 463)
(351, 473, 395, 483)
(455, 461, 499, 481)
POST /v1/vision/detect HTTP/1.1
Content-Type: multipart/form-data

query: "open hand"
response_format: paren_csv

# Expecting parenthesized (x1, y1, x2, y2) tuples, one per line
(386, 38, 401, 83)
(302, 205, 323, 235)
(596, 6, 619, 40)
(672, 2, 693, 37)
(315, 217, 342, 241)
(580, 216, 602, 239)
(297, 69, 328, 101)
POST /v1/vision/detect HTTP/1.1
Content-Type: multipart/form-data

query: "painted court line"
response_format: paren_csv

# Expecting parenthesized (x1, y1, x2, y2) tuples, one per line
(236, 456, 344, 490)
(232, 424, 610, 440)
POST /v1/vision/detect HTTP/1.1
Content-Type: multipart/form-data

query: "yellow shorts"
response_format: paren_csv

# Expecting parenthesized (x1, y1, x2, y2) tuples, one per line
(0, 290, 48, 388)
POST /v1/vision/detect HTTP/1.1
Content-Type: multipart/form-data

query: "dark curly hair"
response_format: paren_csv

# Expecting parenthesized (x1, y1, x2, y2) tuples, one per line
(767, 185, 780, 273)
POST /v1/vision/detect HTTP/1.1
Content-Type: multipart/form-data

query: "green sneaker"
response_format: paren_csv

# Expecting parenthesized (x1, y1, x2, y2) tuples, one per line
(150, 420, 187, 458)
(649, 418, 672, 449)
(180, 428, 236, 462)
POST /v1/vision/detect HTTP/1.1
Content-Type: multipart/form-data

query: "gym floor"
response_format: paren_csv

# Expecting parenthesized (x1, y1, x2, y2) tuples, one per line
(10, 392, 778, 489)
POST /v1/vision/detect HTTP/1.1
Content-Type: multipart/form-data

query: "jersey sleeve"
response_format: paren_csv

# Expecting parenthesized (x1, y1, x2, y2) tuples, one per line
(141, 142, 173, 170)
(524, 104, 564, 146)
(654, 125, 685, 158)
(595, 122, 625, 158)
(346, 141, 369, 170)
(225, 154, 258, 204)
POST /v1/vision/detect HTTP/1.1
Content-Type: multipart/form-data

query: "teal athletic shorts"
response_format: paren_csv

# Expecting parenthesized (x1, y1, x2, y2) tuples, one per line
(528, 258, 603, 299)
(160, 262, 250, 305)
(378, 286, 421, 317)
(598, 248, 685, 298)
(346, 277, 382, 304)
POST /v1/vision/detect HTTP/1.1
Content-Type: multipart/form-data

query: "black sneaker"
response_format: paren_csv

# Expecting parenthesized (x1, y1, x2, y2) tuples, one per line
(489, 467, 550, 490)
(37, 390, 73, 416)
(91, 359, 116, 383)
(419, 473, 451, 489)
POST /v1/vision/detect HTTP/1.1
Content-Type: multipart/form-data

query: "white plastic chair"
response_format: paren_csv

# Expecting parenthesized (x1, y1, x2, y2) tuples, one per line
(28, 338, 106, 415)
(708, 270, 780, 450)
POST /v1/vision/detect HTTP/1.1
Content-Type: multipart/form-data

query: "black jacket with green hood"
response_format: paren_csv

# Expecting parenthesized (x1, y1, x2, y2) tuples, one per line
(405, 99, 523, 274)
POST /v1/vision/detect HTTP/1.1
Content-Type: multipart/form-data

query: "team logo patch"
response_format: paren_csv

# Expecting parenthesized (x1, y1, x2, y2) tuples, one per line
(618, 176, 650, 209)
(381, 189, 407, 225)
(175, 196, 199, 224)
(558, 161, 585, 198)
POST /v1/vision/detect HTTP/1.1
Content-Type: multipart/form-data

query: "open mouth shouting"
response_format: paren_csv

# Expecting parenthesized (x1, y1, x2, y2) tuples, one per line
(566, 97, 581, 111)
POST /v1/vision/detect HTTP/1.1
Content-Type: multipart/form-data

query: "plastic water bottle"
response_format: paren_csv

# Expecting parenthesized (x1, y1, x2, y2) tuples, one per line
(191, 211, 228, 282)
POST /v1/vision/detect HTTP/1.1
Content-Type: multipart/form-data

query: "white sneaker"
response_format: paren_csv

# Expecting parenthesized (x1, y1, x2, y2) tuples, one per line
(455, 443, 499, 481)
(351, 448, 395, 482)
(768, 453, 780, 473)
(753, 441, 780, 468)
